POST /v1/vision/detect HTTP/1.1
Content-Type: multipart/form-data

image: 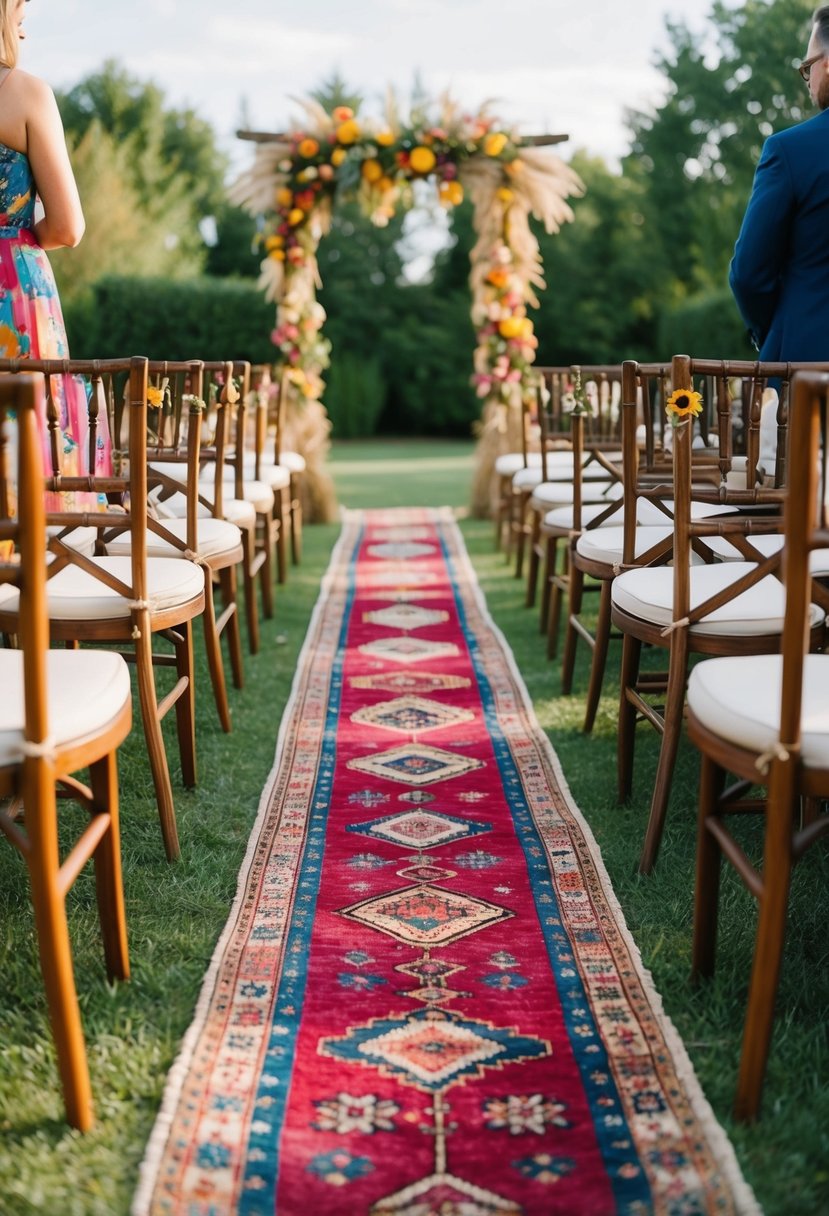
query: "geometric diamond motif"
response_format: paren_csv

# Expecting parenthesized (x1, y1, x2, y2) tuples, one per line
(320, 1009, 550, 1092)
(338, 884, 512, 947)
(359, 568, 442, 589)
(396, 957, 465, 984)
(348, 810, 491, 849)
(362, 604, 449, 631)
(396, 863, 456, 883)
(347, 744, 483, 786)
(398, 790, 436, 804)
(350, 671, 471, 694)
(367, 542, 436, 559)
(358, 637, 459, 664)
(370, 1171, 522, 1215)
(351, 696, 474, 735)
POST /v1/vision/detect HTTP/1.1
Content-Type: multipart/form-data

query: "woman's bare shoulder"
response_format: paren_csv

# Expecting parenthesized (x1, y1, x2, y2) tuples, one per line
(5, 69, 56, 107)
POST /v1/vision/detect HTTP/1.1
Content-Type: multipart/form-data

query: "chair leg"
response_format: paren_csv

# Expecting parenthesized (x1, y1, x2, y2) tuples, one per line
(561, 561, 584, 694)
(583, 578, 612, 734)
(135, 629, 180, 861)
(638, 632, 690, 874)
(734, 762, 796, 1122)
(171, 619, 197, 789)
(513, 494, 529, 578)
(202, 572, 232, 734)
(219, 565, 244, 690)
(691, 752, 725, 981)
(275, 487, 289, 585)
(539, 535, 555, 635)
(89, 753, 130, 983)
(290, 475, 303, 565)
(525, 509, 541, 608)
(240, 525, 260, 656)
(27, 793, 94, 1130)
(257, 508, 276, 617)
(617, 632, 642, 802)
(547, 544, 569, 660)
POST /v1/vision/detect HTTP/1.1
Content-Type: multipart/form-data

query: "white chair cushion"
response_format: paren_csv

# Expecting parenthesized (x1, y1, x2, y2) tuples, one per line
(576, 524, 676, 566)
(687, 653, 829, 768)
(530, 480, 621, 509)
(495, 452, 543, 477)
(46, 525, 98, 558)
(0, 650, 132, 767)
(105, 517, 242, 561)
(277, 450, 305, 474)
(704, 534, 829, 576)
(199, 476, 275, 513)
(149, 488, 257, 529)
(634, 499, 740, 526)
(241, 453, 295, 486)
(148, 460, 191, 486)
(611, 562, 824, 637)
(0, 556, 204, 621)
(541, 502, 622, 532)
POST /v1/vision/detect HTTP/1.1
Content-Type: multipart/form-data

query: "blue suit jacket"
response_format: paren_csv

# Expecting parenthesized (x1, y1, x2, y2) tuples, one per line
(729, 107, 829, 361)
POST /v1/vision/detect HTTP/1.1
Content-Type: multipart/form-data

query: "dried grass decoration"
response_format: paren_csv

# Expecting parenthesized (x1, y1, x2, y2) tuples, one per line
(231, 94, 583, 516)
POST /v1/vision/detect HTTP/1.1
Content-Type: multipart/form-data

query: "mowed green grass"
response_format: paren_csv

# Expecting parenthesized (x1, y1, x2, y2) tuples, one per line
(0, 438, 827, 1215)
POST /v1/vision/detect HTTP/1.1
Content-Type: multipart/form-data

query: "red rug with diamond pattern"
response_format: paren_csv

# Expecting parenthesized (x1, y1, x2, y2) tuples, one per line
(133, 508, 758, 1216)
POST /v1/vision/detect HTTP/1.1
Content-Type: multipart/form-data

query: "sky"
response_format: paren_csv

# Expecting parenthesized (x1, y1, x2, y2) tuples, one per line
(20, 0, 732, 173)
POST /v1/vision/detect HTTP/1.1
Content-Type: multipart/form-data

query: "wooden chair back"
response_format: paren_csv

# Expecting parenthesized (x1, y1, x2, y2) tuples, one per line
(0, 374, 49, 753)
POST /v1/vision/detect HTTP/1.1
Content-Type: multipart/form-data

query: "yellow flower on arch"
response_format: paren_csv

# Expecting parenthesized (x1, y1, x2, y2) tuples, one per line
(336, 118, 361, 144)
(484, 132, 508, 157)
(409, 146, 437, 174)
(666, 388, 704, 422)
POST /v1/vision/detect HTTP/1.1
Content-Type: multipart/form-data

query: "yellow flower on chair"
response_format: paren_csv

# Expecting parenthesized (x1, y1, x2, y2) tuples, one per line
(665, 388, 703, 424)
(147, 386, 164, 407)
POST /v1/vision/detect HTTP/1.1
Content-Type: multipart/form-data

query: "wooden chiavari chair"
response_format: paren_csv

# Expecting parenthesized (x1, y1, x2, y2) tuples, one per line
(0, 357, 205, 862)
(0, 373, 132, 1130)
(687, 367, 829, 1120)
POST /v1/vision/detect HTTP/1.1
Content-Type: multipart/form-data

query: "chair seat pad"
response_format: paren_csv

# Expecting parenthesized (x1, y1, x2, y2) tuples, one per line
(542, 502, 622, 532)
(0, 650, 132, 767)
(687, 653, 829, 768)
(278, 450, 306, 474)
(635, 499, 740, 526)
(152, 489, 257, 528)
(241, 451, 301, 480)
(611, 562, 824, 637)
(577, 525, 675, 566)
(46, 525, 98, 558)
(199, 476, 275, 513)
(105, 517, 242, 561)
(1, 556, 204, 621)
(704, 534, 829, 576)
(238, 457, 291, 490)
(495, 451, 543, 477)
(530, 480, 620, 509)
(148, 459, 190, 486)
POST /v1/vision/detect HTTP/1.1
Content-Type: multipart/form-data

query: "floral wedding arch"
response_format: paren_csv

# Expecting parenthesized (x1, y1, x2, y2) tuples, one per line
(231, 95, 583, 519)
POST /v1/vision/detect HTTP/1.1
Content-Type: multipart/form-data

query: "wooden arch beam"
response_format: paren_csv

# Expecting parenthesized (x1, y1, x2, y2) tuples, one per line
(236, 130, 569, 146)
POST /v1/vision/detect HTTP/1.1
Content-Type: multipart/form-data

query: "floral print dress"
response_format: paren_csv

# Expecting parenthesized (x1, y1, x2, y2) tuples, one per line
(0, 138, 110, 507)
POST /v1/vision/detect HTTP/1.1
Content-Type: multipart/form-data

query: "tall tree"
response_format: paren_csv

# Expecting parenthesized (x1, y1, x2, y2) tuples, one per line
(625, 0, 814, 293)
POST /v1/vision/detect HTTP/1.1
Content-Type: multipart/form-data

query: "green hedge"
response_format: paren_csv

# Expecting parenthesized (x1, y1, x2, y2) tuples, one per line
(63, 275, 276, 363)
(657, 288, 755, 360)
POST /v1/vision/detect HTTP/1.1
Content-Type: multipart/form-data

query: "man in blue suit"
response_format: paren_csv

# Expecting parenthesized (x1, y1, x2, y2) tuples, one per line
(730, 6, 829, 360)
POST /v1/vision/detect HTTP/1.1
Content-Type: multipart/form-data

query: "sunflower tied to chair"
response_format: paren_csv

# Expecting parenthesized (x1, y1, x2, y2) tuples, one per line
(665, 387, 704, 427)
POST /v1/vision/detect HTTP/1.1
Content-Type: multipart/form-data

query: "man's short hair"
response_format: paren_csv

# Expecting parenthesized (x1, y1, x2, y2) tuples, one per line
(814, 5, 829, 47)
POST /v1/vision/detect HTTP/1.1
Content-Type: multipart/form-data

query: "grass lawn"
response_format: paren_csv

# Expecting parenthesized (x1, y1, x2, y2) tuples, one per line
(0, 437, 827, 1214)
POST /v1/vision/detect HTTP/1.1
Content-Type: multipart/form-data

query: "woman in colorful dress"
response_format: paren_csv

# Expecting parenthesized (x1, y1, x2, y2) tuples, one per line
(0, 0, 110, 505)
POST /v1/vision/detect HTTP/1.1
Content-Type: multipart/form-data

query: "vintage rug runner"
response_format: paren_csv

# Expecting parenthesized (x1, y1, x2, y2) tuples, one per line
(134, 507, 758, 1216)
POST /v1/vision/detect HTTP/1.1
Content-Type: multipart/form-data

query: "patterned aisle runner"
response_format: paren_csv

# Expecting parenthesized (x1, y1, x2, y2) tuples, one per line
(134, 508, 758, 1216)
